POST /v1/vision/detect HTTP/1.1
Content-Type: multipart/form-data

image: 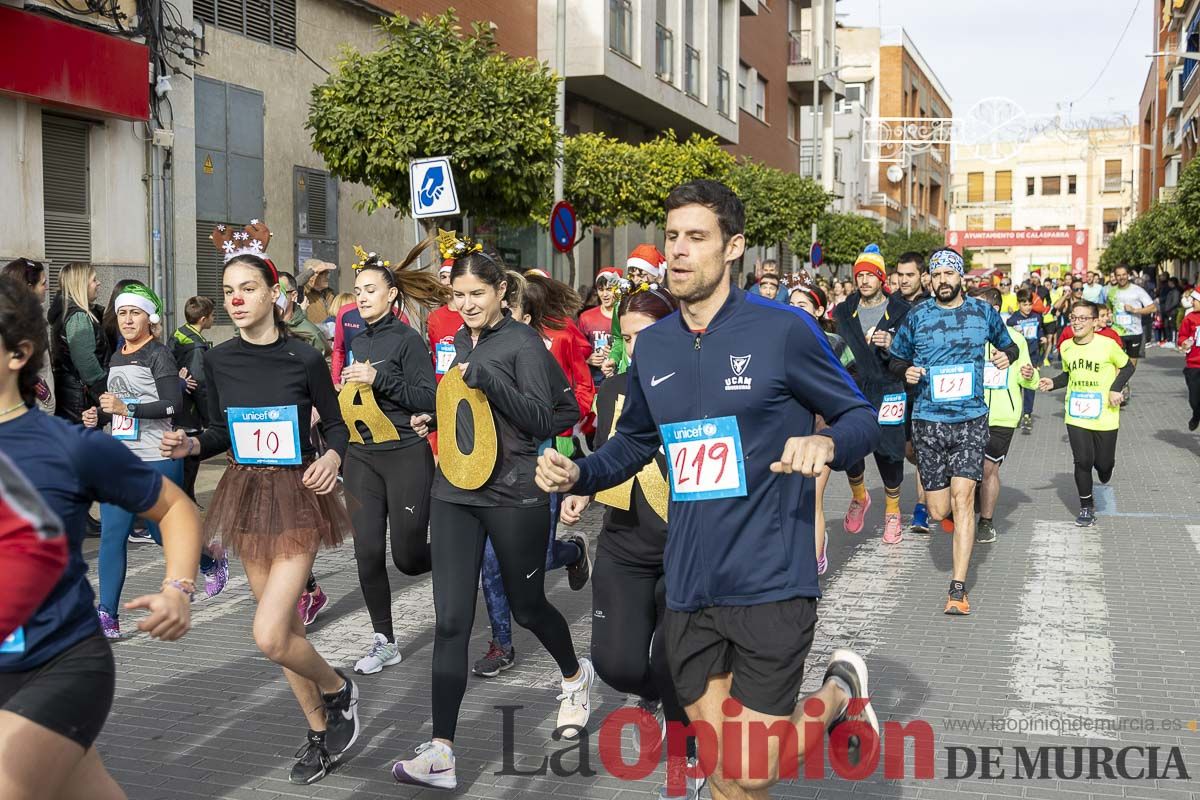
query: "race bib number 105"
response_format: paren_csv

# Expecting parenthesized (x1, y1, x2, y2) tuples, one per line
(227, 405, 302, 466)
(659, 416, 747, 502)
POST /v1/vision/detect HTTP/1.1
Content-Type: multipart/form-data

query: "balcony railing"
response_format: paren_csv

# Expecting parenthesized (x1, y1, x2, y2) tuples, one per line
(1103, 177, 1123, 193)
(788, 28, 812, 65)
(684, 45, 701, 99)
(717, 66, 731, 117)
(655, 24, 674, 81)
(609, 0, 633, 59)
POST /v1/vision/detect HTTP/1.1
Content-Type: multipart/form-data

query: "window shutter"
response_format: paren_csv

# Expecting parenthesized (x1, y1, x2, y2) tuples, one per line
(967, 172, 983, 203)
(995, 171, 1012, 202)
(196, 220, 230, 324)
(42, 115, 91, 282)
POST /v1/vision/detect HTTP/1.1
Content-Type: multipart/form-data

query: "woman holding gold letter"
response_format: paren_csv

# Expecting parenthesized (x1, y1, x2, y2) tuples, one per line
(394, 239, 593, 790)
(339, 244, 445, 676)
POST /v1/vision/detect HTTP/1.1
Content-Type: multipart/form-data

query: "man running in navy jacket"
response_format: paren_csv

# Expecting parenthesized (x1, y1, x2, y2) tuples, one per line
(537, 180, 882, 797)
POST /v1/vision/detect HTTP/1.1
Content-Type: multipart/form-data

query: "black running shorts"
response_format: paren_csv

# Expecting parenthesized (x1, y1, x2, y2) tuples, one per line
(664, 597, 818, 717)
(1120, 334, 1144, 359)
(910, 416, 990, 491)
(985, 425, 1016, 464)
(0, 636, 115, 748)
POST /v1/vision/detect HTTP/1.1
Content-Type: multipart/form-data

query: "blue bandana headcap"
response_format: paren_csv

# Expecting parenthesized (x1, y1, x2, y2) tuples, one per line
(929, 249, 965, 275)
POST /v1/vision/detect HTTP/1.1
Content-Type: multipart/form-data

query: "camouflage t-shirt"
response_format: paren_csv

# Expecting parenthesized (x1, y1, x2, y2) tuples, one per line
(889, 296, 1014, 424)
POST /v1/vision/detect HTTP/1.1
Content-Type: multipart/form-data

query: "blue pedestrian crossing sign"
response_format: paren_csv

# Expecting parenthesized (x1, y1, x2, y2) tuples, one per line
(409, 156, 460, 219)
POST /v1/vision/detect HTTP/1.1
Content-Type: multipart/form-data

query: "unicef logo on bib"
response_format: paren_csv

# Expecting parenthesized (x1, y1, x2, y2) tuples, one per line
(659, 416, 748, 502)
(702, 423, 717, 437)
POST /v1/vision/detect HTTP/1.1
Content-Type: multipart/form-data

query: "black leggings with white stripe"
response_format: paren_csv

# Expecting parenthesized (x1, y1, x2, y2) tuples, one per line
(429, 499, 579, 742)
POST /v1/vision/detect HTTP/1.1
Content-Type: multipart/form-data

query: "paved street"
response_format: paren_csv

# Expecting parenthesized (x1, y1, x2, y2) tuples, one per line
(87, 346, 1200, 800)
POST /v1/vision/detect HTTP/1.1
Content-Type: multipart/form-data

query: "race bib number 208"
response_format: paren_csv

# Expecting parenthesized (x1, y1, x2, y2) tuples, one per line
(659, 416, 747, 502)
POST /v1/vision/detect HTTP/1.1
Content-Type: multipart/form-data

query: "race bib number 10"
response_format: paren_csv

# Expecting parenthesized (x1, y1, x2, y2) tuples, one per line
(227, 405, 302, 465)
(659, 416, 747, 502)
(929, 364, 974, 402)
(878, 393, 906, 425)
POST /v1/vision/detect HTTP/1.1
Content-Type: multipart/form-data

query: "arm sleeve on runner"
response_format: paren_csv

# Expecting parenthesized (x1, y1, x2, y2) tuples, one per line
(888, 355, 912, 381)
(986, 306, 1019, 360)
(131, 372, 183, 419)
(1109, 360, 1135, 393)
(0, 454, 69, 641)
(573, 357, 661, 495)
(1049, 371, 1069, 391)
(784, 314, 880, 472)
(64, 313, 107, 395)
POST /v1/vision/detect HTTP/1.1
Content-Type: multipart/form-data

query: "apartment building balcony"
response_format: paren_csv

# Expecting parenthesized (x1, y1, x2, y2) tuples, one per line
(540, 0, 737, 142)
(786, 30, 844, 105)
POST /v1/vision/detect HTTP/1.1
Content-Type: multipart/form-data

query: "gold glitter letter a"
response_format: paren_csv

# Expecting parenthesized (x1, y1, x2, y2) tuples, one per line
(339, 383, 400, 445)
(594, 393, 668, 523)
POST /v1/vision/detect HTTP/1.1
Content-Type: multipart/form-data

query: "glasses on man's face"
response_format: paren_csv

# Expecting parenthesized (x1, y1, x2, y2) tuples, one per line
(1000, 281, 1011, 287)
(1069, 315, 1097, 325)
(1072, 286, 1083, 292)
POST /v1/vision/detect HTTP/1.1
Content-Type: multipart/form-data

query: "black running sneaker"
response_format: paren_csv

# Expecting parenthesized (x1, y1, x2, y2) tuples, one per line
(564, 534, 592, 591)
(290, 731, 334, 785)
(322, 669, 360, 756)
(473, 641, 515, 678)
(822, 649, 880, 768)
(1075, 507, 1096, 527)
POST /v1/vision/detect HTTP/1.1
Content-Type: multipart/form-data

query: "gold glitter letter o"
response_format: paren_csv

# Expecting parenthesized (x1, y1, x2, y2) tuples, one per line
(437, 367, 498, 490)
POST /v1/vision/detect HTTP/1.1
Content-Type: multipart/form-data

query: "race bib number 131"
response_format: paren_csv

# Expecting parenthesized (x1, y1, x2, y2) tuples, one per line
(659, 416, 747, 502)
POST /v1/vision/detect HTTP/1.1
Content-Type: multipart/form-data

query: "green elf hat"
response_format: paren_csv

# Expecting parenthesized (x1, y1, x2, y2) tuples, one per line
(114, 283, 163, 325)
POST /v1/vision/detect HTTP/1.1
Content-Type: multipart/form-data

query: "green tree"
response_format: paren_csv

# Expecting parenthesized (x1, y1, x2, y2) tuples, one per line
(815, 212, 884, 273)
(307, 11, 559, 224)
(878, 229, 945, 266)
(729, 160, 829, 249)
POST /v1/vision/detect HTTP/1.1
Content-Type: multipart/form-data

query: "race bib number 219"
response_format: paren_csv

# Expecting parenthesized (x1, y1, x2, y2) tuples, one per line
(659, 416, 747, 502)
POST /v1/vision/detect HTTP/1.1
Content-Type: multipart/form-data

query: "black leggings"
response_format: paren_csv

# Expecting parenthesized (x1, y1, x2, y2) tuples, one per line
(847, 452, 905, 489)
(591, 543, 687, 727)
(430, 499, 579, 742)
(1066, 425, 1118, 499)
(1186, 368, 1200, 421)
(345, 444, 434, 642)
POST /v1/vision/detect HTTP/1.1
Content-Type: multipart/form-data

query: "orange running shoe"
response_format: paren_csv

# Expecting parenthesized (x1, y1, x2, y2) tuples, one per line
(944, 592, 971, 616)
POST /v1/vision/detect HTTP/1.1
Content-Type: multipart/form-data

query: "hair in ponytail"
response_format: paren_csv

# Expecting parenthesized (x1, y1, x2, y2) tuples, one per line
(225, 254, 289, 340)
(520, 271, 582, 333)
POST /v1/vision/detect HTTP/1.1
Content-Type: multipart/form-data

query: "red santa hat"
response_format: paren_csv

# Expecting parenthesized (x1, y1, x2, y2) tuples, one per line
(595, 266, 623, 286)
(439, 257, 454, 276)
(627, 244, 666, 280)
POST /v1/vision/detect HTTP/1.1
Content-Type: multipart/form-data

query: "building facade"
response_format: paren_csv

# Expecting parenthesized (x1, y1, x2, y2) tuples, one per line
(949, 126, 1137, 280)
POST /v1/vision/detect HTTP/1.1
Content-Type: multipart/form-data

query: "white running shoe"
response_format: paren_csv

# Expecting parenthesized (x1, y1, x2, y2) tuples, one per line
(556, 657, 595, 738)
(354, 633, 402, 675)
(391, 741, 456, 790)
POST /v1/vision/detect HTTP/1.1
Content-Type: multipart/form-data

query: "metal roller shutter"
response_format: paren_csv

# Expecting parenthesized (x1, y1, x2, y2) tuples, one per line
(42, 115, 91, 286)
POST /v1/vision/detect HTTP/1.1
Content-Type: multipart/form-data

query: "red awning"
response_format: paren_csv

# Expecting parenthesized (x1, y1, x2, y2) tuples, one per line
(0, 7, 149, 121)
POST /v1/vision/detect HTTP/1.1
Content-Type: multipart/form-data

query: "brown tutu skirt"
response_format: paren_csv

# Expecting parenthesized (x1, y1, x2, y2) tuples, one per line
(203, 456, 353, 562)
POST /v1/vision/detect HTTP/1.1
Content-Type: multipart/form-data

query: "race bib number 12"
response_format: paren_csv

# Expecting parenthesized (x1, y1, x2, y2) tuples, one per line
(228, 405, 302, 465)
(659, 416, 747, 502)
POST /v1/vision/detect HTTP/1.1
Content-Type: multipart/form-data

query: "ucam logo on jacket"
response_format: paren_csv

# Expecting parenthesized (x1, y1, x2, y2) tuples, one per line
(572, 287, 879, 613)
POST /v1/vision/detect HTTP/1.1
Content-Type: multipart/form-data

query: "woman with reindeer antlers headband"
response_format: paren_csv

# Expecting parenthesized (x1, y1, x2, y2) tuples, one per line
(337, 239, 447, 677)
(160, 221, 361, 786)
(393, 235, 593, 791)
